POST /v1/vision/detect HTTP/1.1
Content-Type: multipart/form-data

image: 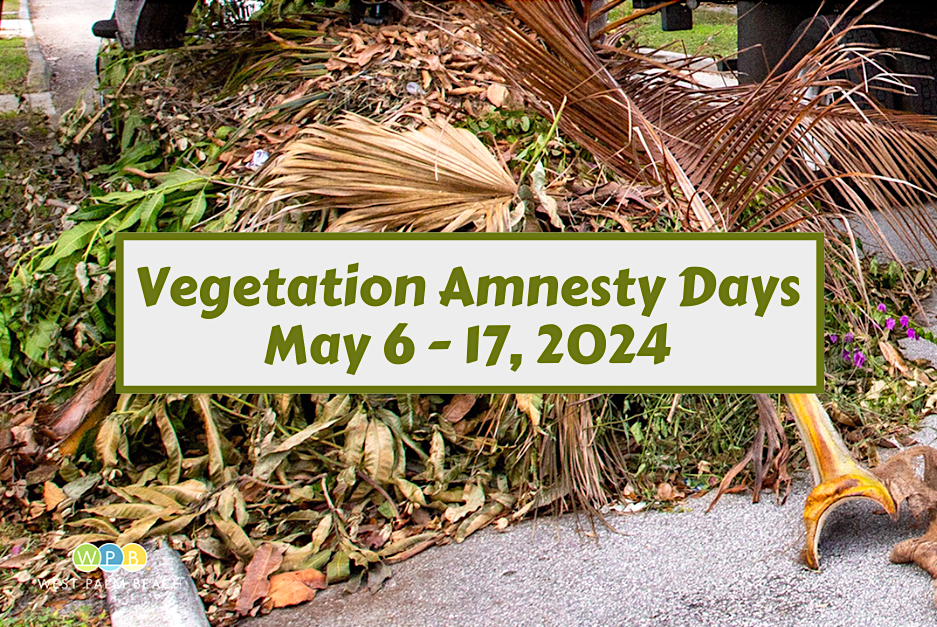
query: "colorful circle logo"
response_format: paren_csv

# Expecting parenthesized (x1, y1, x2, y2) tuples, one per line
(72, 543, 147, 573)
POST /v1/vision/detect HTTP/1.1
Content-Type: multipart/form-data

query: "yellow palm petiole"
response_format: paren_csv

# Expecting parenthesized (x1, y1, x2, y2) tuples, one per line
(785, 394, 898, 570)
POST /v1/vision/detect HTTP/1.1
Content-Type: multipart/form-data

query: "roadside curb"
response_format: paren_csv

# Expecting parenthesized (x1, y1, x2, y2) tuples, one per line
(25, 37, 50, 92)
(20, 0, 51, 93)
(0, 0, 55, 116)
(104, 545, 211, 627)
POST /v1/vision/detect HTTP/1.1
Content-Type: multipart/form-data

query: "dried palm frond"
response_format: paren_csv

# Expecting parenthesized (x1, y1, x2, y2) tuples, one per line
(465, 0, 937, 509)
(468, 0, 937, 299)
(541, 394, 608, 511)
(238, 113, 519, 233)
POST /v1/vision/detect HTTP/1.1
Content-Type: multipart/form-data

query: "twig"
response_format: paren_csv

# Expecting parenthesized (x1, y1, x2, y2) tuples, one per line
(0, 378, 63, 408)
(238, 474, 321, 491)
(666, 394, 683, 423)
(356, 470, 400, 519)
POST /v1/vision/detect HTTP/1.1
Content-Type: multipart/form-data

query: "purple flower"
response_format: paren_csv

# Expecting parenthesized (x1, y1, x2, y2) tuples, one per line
(842, 349, 851, 360)
(829, 334, 839, 344)
(853, 351, 867, 368)
(844, 332, 855, 344)
(877, 303, 887, 313)
(886, 318, 896, 331)
(900, 315, 910, 329)
(909, 328, 919, 340)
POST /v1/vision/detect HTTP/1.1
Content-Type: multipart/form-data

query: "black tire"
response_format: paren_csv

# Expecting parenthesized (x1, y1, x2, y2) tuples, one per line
(573, 0, 609, 40)
(893, 53, 937, 116)
(780, 15, 895, 111)
(349, 0, 401, 26)
(114, 0, 196, 50)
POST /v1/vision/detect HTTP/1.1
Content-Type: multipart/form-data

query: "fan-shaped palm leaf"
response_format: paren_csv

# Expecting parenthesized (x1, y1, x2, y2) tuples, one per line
(239, 113, 518, 233)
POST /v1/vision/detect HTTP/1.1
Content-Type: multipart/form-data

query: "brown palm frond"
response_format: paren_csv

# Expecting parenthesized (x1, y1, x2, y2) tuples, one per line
(466, 0, 937, 508)
(541, 394, 608, 511)
(470, 0, 718, 230)
(469, 0, 937, 281)
(238, 113, 518, 233)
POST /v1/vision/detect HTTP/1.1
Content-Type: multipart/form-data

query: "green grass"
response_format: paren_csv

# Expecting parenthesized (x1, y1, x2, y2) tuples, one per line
(0, 607, 107, 627)
(0, 38, 28, 93)
(613, 1, 738, 60)
(1, 0, 20, 17)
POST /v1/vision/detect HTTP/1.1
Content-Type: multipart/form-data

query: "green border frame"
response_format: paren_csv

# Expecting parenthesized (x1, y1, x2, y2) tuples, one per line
(117, 232, 825, 394)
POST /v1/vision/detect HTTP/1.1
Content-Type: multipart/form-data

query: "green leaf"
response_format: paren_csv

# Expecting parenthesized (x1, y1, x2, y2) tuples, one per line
(37, 222, 98, 271)
(0, 310, 13, 379)
(326, 550, 351, 584)
(93, 189, 148, 205)
(22, 319, 59, 364)
(112, 199, 146, 233)
(156, 170, 206, 191)
(182, 189, 207, 231)
(139, 192, 166, 233)
(630, 421, 643, 444)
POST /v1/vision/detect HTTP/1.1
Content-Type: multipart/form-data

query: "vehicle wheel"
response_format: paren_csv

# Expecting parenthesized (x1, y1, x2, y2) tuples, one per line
(574, 0, 609, 40)
(780, 15, 895, 111)
(348, 0, 401, 26)
(893, 53, 937, 116)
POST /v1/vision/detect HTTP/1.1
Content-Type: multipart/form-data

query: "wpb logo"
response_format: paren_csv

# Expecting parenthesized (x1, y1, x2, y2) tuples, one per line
(72, 543, 147, 573)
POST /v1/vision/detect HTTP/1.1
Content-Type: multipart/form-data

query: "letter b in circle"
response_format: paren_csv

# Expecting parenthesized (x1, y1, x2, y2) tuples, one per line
(98, 543, 124, 573)
(122, 543, 147, 572)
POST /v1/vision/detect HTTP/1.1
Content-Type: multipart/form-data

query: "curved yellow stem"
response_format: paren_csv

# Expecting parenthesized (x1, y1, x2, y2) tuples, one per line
(785, 394, 897, 570)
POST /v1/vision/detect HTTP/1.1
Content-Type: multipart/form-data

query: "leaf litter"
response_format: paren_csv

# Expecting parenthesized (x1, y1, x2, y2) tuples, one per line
(3, 0, 937, 624)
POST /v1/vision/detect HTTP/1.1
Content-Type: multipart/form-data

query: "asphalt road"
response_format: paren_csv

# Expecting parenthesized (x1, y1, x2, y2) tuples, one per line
(242, 473, 937, 627)
(28, 0, 112, 113)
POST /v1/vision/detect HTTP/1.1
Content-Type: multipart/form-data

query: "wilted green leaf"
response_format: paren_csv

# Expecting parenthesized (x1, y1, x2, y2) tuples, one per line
(395, 478, 426, 506)
(310, 515, 332, 553)
(211, 512, 255, 561)
(95, 415, 123, 468)
(362, 420, 395, 486)
(155, 402, 182, 484)
(326, 550, 350, 584)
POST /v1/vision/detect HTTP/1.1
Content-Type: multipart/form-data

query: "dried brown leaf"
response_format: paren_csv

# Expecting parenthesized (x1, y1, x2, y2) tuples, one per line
(236, 543, 284, 616)
(49, 353, 117, 444)
(195, 395, 226, 487)
(442, 394, 476, 423)
(0, 552, 36, 569)
(486, 83, 508, 107)
(43, 481, 66, 511)
(361, 420, 395, 486)
(263, 568, 327, 610)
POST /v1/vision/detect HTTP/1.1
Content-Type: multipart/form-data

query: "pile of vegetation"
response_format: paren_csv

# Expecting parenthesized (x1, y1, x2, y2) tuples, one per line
(2, 1, 937, 624)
